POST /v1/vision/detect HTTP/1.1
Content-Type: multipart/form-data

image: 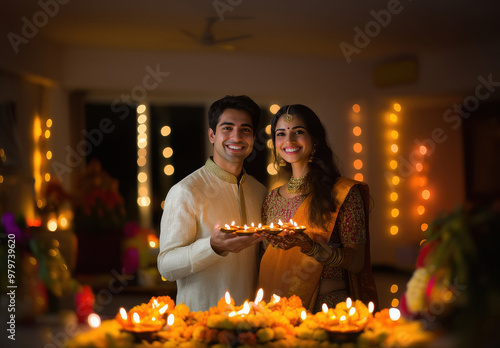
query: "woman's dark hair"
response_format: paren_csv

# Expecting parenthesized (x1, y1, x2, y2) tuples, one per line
(208, 95, 261, 134)
(271, 104, 341, 229)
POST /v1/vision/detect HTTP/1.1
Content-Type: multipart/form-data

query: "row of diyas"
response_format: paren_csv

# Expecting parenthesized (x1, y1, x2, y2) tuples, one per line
(219, 219, 306, 235)
(115, 296, 175, 332)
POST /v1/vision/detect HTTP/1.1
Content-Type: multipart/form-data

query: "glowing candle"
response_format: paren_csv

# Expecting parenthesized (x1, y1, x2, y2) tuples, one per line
(87, 313, 101, 328)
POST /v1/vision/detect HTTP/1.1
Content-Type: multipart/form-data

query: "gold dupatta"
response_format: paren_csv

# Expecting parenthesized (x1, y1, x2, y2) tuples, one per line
(258, 177, 378, 311)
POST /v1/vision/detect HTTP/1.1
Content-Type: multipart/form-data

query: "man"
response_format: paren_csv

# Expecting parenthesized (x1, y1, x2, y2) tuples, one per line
(157, 95, 267, 312)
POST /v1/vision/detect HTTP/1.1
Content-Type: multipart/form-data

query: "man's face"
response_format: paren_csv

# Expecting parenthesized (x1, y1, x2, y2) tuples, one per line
(208, 108, 254, 172)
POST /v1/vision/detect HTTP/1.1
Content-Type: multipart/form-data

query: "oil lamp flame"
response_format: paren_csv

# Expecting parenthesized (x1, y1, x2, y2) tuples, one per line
(340, 315, 347, 323)
(88, 313, 101, 328)
(159, 304, 168, 315)
(132, 312, 140, 324)
(389, 308, 401, 321)
(272, 294, 281, 303)
(300, 310, 307, 320)
(322, 303, 328, 313)
(231, 221, 235, 226)
(346, 297, 352, 309)
(237, 301, 250, 315)
(349, 307, 356, 316)
(225, 224, 231, 229)
(167, 314, 175, 326)
(119, 307, 128, 320)
(153, 299, 159, 308)
(225, 291, 231, 305)
(368, 301, 374, 314)
(255, 288, 263, 305)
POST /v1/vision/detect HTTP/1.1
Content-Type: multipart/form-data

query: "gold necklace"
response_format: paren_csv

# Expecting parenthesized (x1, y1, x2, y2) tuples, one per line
(286, 175, 307, 194)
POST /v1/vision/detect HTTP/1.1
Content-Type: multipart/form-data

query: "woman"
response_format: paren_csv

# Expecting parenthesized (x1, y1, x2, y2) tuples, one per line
(258, 104, 378, 313)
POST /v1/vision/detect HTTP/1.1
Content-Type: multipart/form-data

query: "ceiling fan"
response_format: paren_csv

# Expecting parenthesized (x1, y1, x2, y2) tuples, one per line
(180, 16, 252, 47)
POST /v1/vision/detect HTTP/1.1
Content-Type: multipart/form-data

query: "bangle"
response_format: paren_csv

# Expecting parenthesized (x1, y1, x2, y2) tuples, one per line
(302, 241, 319, 256)
(324, 247, 344, 267)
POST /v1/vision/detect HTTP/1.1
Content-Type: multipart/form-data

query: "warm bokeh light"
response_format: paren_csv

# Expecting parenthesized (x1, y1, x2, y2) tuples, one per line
(419, 145, 427, 155)
(389, 160, 398, 169)
(352, 104, 361, 113)
(269, 104, 281, 114)
(138, 124, 147, 133)
(422, 189, 430, 200)
(389, 113, 398, 123)
(418, 177, 427, 187)
(47, 219, 58, 232)
(267, 163, 278, 175)
(161, 126, 171, 136)
(391, 144, 398, 153)
(417, 205, 425, 215)
(267, 139, 273, 148)
(138, 148, 147, 157)
(390, 192, 398, 201)
(415, 163, 423, 172)
(353, 159, 363, 170)
(421, 223, 428, 231)
(163, 147, 173, 158)
(353, 143, 362, 153)
(391, 298, 400, 307)
(393, 103, 401, 112)
(137, 157, 147, 167)
(137, 104, 146, 114)
(138, 196, 151, 207)
(391, 209, 399, 217)
(392, 176, 400, 185)
(138, 172, 148, 183)
(46, 119, 53, 128)
(0, 175, 3, 184)
(390, 225, 399, 235)
(354, 173, 364, 181)
(44, 173, 51, 182)
(164, 165, 174, 176)
(390, 284, 399, 293)
(390, 130, 399, 139)
(353, 126, 362, 136)
(46, 151, 52, 160)
(139, 187, 148, 196)
(44, 129, 51, 139)
(137, 114, 147, 124)
(420, 239, 427, 246)
(265, 125, 272, 135)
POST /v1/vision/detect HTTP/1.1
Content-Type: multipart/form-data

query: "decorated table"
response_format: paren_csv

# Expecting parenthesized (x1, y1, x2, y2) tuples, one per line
(65, 290, 434, 348)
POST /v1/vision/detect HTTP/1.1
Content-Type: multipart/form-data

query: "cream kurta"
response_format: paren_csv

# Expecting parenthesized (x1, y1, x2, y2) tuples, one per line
(157, 158, 267, 312)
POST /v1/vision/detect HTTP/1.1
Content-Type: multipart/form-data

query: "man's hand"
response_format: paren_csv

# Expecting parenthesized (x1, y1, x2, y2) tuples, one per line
(210, 226, 264, 255)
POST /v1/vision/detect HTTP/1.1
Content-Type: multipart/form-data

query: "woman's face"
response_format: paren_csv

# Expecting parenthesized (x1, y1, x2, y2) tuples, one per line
(275, 115, 314, 167)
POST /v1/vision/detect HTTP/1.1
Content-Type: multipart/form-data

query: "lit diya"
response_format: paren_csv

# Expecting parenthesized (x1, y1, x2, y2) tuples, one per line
(219, 221, 241, 233)
(260, 222, 283, 235)
(116, 302, 169, 341)
(236, 223, 260, 236)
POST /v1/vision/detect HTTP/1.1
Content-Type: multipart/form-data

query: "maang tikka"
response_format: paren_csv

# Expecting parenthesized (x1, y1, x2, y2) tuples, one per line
(283, 105, 294, 123)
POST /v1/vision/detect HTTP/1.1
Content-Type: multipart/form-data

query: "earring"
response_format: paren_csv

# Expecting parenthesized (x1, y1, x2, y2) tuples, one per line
(308, 145, 317, 163)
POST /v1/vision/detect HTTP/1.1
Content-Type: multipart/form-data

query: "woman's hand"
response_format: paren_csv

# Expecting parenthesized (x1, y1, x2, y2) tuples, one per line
(262, 229, 313, 252)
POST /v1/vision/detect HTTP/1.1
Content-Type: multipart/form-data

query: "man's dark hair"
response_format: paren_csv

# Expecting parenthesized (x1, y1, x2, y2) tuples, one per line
(208, 95, 261, 134)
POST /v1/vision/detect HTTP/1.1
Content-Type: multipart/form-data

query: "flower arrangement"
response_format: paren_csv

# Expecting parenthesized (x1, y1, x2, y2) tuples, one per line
(400, 203, 500, 346)
(72, 159, 126, 234)
(66, 293, 434, 348)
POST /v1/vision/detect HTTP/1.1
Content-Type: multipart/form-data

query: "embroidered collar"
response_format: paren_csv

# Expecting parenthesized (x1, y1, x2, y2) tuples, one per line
(205, 158, 246, 184)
